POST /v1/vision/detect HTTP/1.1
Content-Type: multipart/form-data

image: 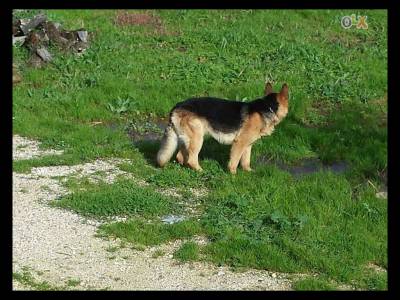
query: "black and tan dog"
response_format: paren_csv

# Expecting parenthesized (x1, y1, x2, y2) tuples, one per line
(157, 82, 289, 174)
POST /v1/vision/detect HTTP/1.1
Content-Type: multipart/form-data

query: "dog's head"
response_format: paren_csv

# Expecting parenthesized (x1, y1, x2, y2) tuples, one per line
(265, 82, 289, 120)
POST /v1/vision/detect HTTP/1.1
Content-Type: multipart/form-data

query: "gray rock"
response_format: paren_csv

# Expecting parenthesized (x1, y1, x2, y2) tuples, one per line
(53, 22, 62, 30)
(36, 47, 52, 62)
(77, 31, 88, 43)
(20, 14, 47, 35)
(13, 36, 27, 46)
(161, 215, 185, 224)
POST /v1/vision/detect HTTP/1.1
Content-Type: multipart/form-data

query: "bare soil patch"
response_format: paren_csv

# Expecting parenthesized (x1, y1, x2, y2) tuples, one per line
(114, 11, 179, 36)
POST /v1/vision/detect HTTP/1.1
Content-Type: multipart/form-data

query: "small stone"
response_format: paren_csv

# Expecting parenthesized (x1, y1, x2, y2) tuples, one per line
(271, 273, 277, 278)
(77, 30, 88, 43)
(217, 271, 225, 276)
(36, 47, 52, 62)
(13, 35, 26, 45)
(161, 215, 185, 224)
(376, 191, 387, 199)
(61, 30, 76, 41)
(19, 18, 30, 27)
(42, 33, 50, 43)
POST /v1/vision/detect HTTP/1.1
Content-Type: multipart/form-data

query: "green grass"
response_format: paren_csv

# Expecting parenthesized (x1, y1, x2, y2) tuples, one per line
(201, 169, 387, 284)
(357, 269, 387, 290)
(13, 9, 387, 290)
(53, 179, 178, 218)
(292, 277, 336, 291)
(98, 218, 202, 246)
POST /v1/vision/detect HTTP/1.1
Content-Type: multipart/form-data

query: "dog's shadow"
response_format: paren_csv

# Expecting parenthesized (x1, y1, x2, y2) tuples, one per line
(134, 137, 230, 169)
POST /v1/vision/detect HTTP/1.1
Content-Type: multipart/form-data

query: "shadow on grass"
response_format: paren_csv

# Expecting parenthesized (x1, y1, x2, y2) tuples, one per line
(133, 137, 230, 170)
(133, 140, 160, 167)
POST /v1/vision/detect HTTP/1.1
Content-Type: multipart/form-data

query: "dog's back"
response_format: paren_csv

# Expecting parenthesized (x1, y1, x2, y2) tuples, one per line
(173, 97, 246, 133)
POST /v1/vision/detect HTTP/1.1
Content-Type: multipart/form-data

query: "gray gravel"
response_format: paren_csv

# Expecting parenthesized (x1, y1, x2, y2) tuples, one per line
(12, 135, 293, 290)
(13, 135, 64, 160)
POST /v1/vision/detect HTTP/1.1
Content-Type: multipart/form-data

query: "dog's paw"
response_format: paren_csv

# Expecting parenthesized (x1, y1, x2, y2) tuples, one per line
(229, 168, 237, 175)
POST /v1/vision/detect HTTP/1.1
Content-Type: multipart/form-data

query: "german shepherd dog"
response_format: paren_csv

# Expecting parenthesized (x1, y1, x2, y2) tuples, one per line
(157, 82, 289, 174)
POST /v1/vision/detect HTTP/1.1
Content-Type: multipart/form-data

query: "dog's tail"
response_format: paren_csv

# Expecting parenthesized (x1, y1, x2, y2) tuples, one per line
(157, 120, 178, 167)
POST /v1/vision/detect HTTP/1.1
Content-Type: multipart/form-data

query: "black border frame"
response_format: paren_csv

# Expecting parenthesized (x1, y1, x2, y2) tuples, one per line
(3, 1, 397, 298)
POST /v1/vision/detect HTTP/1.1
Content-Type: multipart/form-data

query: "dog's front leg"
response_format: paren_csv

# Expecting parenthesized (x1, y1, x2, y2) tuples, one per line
(228, 140, 249, 174)
(260, 124, 274, 137)
(240, 145, 253, 171)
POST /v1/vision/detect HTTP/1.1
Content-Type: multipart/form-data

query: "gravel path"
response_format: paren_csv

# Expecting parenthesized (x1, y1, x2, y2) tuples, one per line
(12, 135, 293, 290)
(13, 135, 63, 160)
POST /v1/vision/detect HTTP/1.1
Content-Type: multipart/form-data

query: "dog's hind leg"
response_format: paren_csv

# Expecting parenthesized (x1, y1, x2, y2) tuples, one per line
(176, 143, 188, 165)
(187, 135, 203, 171)
(185, 119, 204, 171)
(176, 147, 184, 165)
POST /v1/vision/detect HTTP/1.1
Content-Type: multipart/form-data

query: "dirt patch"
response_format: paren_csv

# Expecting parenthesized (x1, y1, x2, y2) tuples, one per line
(114, 11, 179, 36)
(326, 33, 378, 49)
(13, 63, 22, 84)
(114, 11, 162, 27)
(127, 117, 168, 143)
(369, 96, 387, 127)
(369, 96, 387, 107)
(365, 263, 387, 273)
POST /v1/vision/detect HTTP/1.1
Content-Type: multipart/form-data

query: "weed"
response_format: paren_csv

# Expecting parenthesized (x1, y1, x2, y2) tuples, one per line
(66, 278, 81, 287)
(174, 241, 200, 262)
(151, 249, 165, 258)
(13, 269, 62, 291)
(105, 246, 119, 253)
(107, 96, 135, 115)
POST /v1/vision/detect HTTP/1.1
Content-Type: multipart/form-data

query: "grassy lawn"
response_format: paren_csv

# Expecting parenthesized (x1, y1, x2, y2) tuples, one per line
(13, 9, 387, 290)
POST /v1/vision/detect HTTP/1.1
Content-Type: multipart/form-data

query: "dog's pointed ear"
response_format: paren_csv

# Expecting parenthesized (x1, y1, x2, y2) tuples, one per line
(279, 83, 289, 99)
(265, 82, 273, 96)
